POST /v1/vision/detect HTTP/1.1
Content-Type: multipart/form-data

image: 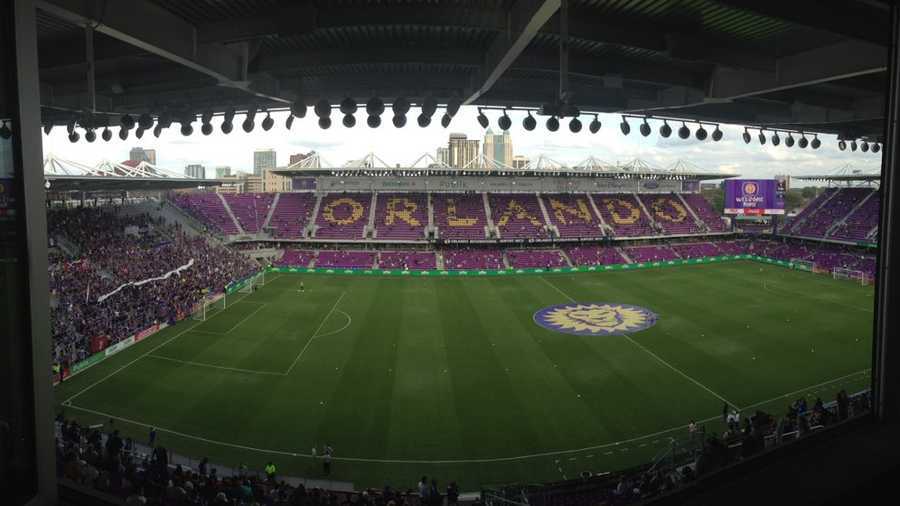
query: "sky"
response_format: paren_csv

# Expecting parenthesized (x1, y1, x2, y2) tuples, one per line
(42, 106, 883, 182)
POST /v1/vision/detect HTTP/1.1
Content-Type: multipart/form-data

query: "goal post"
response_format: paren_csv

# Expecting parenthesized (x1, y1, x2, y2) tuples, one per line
(238, 271, 265, 293)
(833, 267, 870, 286)
(192, 294, 226, 321)
(790, 258, 815, 272)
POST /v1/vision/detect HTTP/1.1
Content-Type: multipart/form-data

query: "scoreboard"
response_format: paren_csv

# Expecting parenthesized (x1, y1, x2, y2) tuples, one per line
(724, 179, 785, 215)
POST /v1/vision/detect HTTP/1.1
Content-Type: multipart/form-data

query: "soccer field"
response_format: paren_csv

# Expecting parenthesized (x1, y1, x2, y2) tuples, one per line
(55, 261, 873, 489)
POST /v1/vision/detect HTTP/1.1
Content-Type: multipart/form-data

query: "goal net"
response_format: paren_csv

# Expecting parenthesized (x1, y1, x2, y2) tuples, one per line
(192, 294, 226, 321)
(238, 271, 265, 293)
(833, 268, 870, 286)
(790, 258, 815, 272)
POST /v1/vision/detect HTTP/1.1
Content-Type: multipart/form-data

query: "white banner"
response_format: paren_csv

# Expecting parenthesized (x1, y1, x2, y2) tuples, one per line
(97, 258, 194, 303)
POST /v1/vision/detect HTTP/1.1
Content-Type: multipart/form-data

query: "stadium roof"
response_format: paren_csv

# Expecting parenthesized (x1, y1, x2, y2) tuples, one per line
(36, 0, 888, 142)
(791, 164, 881, 183)
(273, 152, 735, 180)
(43, 154, 221, 192)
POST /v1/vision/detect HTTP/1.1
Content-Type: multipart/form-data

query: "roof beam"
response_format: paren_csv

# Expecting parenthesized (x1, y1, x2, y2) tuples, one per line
(708, 40, 887, 100)
(463, 0, 561, 105)
(35, 0, 289, 104)
(709, 0, 889, 46)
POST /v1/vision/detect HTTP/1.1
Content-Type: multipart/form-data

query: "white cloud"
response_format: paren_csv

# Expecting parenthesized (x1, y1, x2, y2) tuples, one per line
(42, 107, 882, 180)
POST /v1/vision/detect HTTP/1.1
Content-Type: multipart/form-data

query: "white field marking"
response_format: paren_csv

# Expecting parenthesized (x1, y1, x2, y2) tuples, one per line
(146, 354, 285, 376)
(59, 292, 255, 402)
(762, 279, 873, 313)
(539, 276, 740, 409)
(309, 310, 352, 339)
(62, 369, 869, 464)
(224, 302, 268, 334)
(285, 291, 347, 374)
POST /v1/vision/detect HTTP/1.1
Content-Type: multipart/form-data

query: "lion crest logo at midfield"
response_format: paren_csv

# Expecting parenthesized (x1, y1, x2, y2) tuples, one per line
(533, 303, 658, 336)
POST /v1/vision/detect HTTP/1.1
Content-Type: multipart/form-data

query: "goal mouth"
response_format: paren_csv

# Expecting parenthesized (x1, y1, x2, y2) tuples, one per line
(833, 268, 870, 285)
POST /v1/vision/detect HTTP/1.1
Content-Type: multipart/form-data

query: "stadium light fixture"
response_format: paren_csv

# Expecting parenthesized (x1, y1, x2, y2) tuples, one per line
(523, 111, 537, 131)
(200, 110, 214, 136)
(498, 110, 512, 131)
(84, 129, 96, 143)
(118, 127, 128, 140)
(0, 121, 11, 139)
(393, 97, 410, 128)
(757, 130, 767, 145)
(201, 122, 213, 136)
(153, 124, 163, 138)
(135, 127, 146, 139)
(291, 99, 307, 119)
(261, 111, 275, 131)
(446, 98, 461, 118)
(639, 118, 651, 137)
(318, 117, 332, 129)
(861, 140, 869, 152)
(659, 120, 672, 138)
(742, 128, 751, 144)
(770, 131, 780, 146)
(138, 113, 154, 130)
(798, 134, 808, 149)
(569, 117, 582, 133)
(68, 130, 80, 142)
(43, 123, 53, 135)
(421, 96, 438, 119)
(243, 104, 259, 133)
(340, 98, 357, 128)
(120, 114, 135, 130)
(221, 107, 235, 134)
(711, 125, 723, 141)
(678, 122, 690, 140)
(851, 140, 858, 152)
(872, 142, 881, 153)
(181, 122, 193, 136)
(838, 140, 847, 151)
(416, 113, 430, 128)
(589, 115, 601, 134)
(366, 97, 384, 128)
(546, 116, 559, 132)
(619, 116, 630, 135)
(476, 108, 489, 129)
(785, 132, 795, 147)
(440, 113, 451, 128)
(811, 135, 821, 149)
(695, 124, 708, 141)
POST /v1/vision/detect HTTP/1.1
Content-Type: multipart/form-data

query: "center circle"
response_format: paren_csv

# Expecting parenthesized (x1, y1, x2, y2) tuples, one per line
(533, 302, 658, 336)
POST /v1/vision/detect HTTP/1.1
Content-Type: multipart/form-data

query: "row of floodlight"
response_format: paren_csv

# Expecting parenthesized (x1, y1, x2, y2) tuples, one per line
(838, 138, 881, 153)
(741, 127, 821, 149)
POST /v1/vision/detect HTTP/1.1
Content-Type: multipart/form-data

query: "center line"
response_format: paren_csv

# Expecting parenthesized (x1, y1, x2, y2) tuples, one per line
(539, 276, 739, 409)
(285, 291, 347, 374)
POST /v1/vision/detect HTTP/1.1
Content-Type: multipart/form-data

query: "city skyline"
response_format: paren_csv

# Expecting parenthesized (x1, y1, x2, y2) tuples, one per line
(41, 107, 883, 179)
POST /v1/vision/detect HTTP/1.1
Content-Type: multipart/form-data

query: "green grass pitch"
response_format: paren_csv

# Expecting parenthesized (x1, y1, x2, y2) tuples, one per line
(55, 261, 873, 490)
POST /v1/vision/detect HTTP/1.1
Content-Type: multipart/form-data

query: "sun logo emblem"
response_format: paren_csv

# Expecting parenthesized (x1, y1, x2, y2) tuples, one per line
(533, 303, 658, 336)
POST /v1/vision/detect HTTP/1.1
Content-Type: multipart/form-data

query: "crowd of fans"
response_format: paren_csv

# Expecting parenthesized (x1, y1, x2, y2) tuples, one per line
(519, 389, 870, 506)
(56, 414, 462, 506)
(48, 206, 257, 370)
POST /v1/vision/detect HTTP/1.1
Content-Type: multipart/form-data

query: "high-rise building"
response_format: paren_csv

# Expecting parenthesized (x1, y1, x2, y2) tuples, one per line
(483, 129, 512, 167)
(185, 164, 205, 179)
(436, 147, 450, 167)
(448, 133, 479, 169)
(129, 147, 156, 165)
(215, 166, 232, 178)
(253, 149, 276, 176)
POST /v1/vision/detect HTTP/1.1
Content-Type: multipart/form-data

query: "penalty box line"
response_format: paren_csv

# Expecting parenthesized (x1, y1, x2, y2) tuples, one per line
(61, 369, 870, 465)
(538, 276, 740, 410)
(60, 291, 257, 405)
